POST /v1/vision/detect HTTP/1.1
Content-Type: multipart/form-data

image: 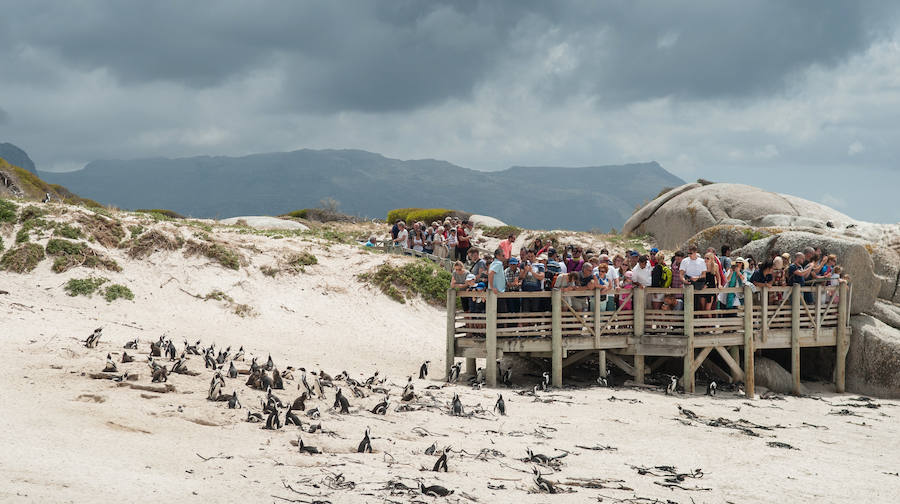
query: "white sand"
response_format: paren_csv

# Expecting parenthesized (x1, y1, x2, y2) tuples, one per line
(1, 207, 898, 503)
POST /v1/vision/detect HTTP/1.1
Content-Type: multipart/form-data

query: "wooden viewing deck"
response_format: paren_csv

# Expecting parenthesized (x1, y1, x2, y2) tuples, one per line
(446, 283, 851, 397)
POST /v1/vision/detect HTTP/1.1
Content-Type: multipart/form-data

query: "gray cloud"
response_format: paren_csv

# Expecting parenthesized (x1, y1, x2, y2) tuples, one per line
(0, 106, 8, 124)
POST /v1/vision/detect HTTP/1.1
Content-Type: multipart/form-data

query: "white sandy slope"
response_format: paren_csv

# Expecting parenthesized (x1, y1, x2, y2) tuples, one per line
(0, 208, 899, 503)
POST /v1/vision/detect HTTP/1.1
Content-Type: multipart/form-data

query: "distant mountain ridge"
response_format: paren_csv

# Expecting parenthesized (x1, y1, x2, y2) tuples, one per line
(0, 143, 38, 175)
(39, 149, 684, 231)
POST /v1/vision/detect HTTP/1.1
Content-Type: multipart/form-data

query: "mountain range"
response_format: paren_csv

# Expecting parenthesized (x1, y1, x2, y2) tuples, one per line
(28, 147, 683, 231)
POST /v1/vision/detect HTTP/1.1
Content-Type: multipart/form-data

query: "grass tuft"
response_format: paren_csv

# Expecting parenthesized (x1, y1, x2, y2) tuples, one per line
(103, 284, 134, 302)
(184, 240, 242, 270)
(0, 198, 17, 223)
(480, 225, 523, 239)
(64, 277, 108, 297)
(357, 259, 451, 306)
(0, 243, 45, 273)
(284, 251, 318, 273)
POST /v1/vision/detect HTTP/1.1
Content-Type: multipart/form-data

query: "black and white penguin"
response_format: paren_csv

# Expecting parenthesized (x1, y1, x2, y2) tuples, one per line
(494, 394, 506, 416)
(706, 381, 718, 396)
(246, 411, 264, 423)
(121, 351, 134, 364)
(285, 406, 303, 427)
(249, 357, 260, 374)
(264, 406, 282, 430)
(102, 353, 117, 373)
(448, 362, 461, 383)
(297, 436, 320, 454)
(419, 360, 430, 379)
(300, 368, 314, 397)
(305, 407, 320, 419)
(232, 346, 244, 361)
(265, 354, 274, 371)
(228, 361, 238, 379)
(370, 396, 389, 415)
(151, 365, 168, 383)
(532, 466, 557, 494)
(291, 392, 308, 412)
(185, 340, 201, 355)
(425, 442, 437, 456)
(419, 482, 453, 497)
(208, 372, 225, 401)
(666, 376, 678, 395)
(596, 375, 608, 387)
(450, 393, 464, 416)
(84, 327, 102, 349)
(42, 192, 51, 203)
(333, 388, 350, 414)
(123, 338, 138, 350)
(170, 358, 188, 374)
(357, 427, 372, 453)
(112, 372, 129, 383)
(502, 367, 512, 387)
(473, 367, 485, 385)
(432, 447, 449, 472)
(228, 390, 241, 409)
(272, 367, 284, 390)
(541, 372, 550, 391)
(165, 340, 176, 361)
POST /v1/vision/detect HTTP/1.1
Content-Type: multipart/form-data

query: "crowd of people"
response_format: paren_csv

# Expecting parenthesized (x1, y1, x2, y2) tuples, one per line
(384, 218, 849, 316)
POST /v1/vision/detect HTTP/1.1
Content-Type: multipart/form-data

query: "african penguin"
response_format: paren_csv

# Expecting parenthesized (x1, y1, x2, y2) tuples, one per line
(666, 376, 677, 395)
(706, 381, 717, 396)
(357, 427, 372, 453)
(419, 360, 430, 379)
(494, 394, 506, 416)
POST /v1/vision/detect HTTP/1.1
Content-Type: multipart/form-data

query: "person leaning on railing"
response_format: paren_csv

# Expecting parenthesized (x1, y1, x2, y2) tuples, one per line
(504, 257, 522, 314)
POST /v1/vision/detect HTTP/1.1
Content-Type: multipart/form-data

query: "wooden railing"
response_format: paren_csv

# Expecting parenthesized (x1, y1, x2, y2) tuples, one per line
(446, 283, 851, 396)
(378, 243, 454, 270)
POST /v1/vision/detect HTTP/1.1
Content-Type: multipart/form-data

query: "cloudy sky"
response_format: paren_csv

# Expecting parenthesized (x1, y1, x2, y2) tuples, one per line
(1, 0, 899, 222)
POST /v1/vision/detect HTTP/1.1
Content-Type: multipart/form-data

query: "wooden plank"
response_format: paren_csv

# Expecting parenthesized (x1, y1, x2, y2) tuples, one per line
(633, 287, 645, 384)
(743, 285, 755, 398)
(551, 289, 562, 387)
(485, 290, 498, 387)
(691, 346, 714, 374)
(714, 345, 745, 381)
(606, 352, 636, 376)
(446, 288, 457, 380)
(815, 285, 822, 340)
(562, 349, 594, 369)
(761, 286, 769, 343)
(683, 284, 695, 393)
(634, 355, 645, 384)
(791, 283, 801, 395)
(729, 347, 742, 382)
(835, 282, 849, 393)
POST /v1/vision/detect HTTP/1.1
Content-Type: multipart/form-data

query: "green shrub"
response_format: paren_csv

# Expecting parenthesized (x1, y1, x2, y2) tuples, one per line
(260, 265, 279, 277)
(406, 208, 456, 224)
(77, 213, 125, 248)
(0, 243, 45, 273)
(46, 238, 85, 256)
(481, 225, 523, 239)
(134, 208, 185, 220)
(64, 277, 108, 297)
(128, 224, 145, 237)
(232, 303, 254, 317)
(357, 259, 451, 306)
(184, 240, 242, 270)
(203, 289, 234, 302)
(103, 284, 134, 302)
(0, 198, 16, 223)
(285, 251, 318, 273)
(285, 209, 309, 219)
(54, 223, 84, 239)
(46, 238, 121, 273)
(386, 208, 422, 224)
(18, 205, 46, 222)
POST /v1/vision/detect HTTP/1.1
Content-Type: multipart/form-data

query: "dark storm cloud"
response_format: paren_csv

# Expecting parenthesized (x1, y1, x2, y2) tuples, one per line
(2, 0, 894, 113)
(0, 107, 8, 124)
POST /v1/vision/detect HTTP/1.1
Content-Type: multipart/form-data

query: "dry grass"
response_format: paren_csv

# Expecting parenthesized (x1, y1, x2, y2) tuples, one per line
(77, 213, 125, 248)
(125, 229, 181, 259)
(45, 238, 121, 273)
(184, 240, 243, 270)
(0, 242, 45, 273)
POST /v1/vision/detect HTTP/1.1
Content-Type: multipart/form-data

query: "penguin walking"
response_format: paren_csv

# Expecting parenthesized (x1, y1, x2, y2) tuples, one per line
(102, 353, 117, 373)
(419, 360, 430, 379)
(450, 393, 464, 416)
(666, 376, 677, 395)
(228, 390, 241, 409)
(357, 427, 372, 453)
(370, 396, 389, 415)
(120, 351, 134, 364)
(706, 381, 718, 396)
(228, 361, 238, 379)
(297, 436, 320, 454)
(333, 388, 351, 414)
(432, 447, 449, 472)
(494, 394, 506, 416)
(447, 362, 461, 383)
(84, 328, 102, 349)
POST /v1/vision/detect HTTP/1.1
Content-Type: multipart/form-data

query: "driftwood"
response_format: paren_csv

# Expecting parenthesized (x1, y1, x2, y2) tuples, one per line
(89, 372, 138, 381)
(117, 382, 176, 393)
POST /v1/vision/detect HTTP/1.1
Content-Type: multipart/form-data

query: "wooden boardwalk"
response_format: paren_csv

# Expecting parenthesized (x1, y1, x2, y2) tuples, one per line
(446, 283, 851, 397)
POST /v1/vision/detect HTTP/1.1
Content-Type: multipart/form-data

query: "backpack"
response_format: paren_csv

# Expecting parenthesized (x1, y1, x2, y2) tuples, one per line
(660, 264, 673, 288)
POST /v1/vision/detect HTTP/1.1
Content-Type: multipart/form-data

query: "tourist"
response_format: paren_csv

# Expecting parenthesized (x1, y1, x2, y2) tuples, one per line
(499, 233, 515, 263)
(423, 226, 434, 255)
(650, 252, 669, 309)
(788, 252, 814, 303)
(456, 219, 471, 261)
(433, 227, 447, 258)
(547, 248, 567, 274)
(751, 260, 774, 289)
(504, 256, 522, 313)
(719, 245, 733, 271)
(450, 261, 471, 311)
(575, 262, 597, 311)
(521, 253, 545, 313)
(649, 247, 659, 266)
(364, 236, 377, 247)
(595, 262, 614, 311)
(671, 251, 684, 294)
(488, 248, 507, 313)
(632, 254, 653, 288)
(699, 252, 720, 313)
(393, 221, 408, 248)
(411, 224, 425, 252)
(720, 258, 747, 309)
(468, 249, 488, 282)
(620, 271, 635, 310)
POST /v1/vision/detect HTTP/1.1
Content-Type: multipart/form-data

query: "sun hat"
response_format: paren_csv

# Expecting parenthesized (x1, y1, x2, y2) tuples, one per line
(465, 273, 476, 281)
(508, 257, 519, 265)
(625, 271, 633, 279)
(650, 247, 659, 254)
(538, 254, 549, 261)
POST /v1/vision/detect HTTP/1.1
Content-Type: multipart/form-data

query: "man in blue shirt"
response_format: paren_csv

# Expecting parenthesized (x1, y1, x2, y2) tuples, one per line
(488, 248, 507, 313)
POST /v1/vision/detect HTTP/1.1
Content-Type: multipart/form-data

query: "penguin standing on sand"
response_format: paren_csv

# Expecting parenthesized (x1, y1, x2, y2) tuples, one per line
(228, 361, 238, 379)
(450, 393, 464, 416)
(84, 328, 102, 349)
(432, 447, 449, 472)
(264, 405, 282, 430)
(502, 367, 512, 387)
(272, 367, 284, 390)
(472, 367, 485, 385)
(228, 390, 241, 409)
(357, 427, 372, 453)
(121, 351, 134, 364)
(541, 372, 550, 391)
(285, 406, 303, 427)
(494, 394, 506, 416)
(265, 354, 274, 371)
(706, 381, 717, 396)
(448, 363, 461, 383)
(370, 395, 389, 415)
(232, 346, 244, 361)
(666, 376, 678, 395)
(333, 388, 350, 414)
(300, 368, 315, 397)
(291, 392, 308, 412)
(103, 353, 117, 373)
(165, 340, 176, 361)
(419, 361, 430, 379)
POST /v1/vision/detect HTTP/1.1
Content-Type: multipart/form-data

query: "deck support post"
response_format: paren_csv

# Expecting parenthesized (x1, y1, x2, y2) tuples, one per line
(791, 283, 802, 395)
(551, 289, 563, 387)
(760, 286, 769, 343)
(743, 285, 755, 398)
(835, 282, 849, 393)
(598, 351, 607, 378)
(633, 288, 646, 384)
(594, 288, 607, 378)
(486, 291, 498, 387)
(446, 289, 457, 380)
(682, 285, 695, 393)
(728, 347, 741, 382)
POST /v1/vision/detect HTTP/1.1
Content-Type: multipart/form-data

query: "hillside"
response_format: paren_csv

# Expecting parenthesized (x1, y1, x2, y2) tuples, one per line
(40, 149, 684, 230)
(0, 143, 38, 175)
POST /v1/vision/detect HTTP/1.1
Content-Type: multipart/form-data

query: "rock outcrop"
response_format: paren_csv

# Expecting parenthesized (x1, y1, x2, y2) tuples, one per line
(848, 314, 900, 399)
(754, 357, 805, 395)
(733, 232, 876, 314)
(623, 182, 855, 249)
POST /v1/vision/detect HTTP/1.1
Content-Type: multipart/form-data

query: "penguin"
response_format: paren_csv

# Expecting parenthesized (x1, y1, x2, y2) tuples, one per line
(370, 396, 389, 415)
(424, 442, 436, 456)
(120, 351, 134, 364)
(165, 340, 176, 361)
(307, 423, 321, 434)
(249, 357, 260, 374)
(432, 446, 449, 472)
(447, 362, 461, 383)
(285, 406, 303, 427)
(150, 337, 163, 357)
(419, 360, 430, 379)
(259, 372, 274, 391)
(494, 394, 506, 416)
(151, 366, 168, 383)
(450, 393, 463, 416)
(228, 390, 241, 409)
(706, 381, 718, 397)
(502, 367, 512, 387)
(232, 346, 244, 361)
(526, 448, 551, 464)
(264, 406, 282, 430)
(123, 338, 138, 350)
(265, 354, 274, 371)
(666, 376, 677, 395)
(246, 411, 264, 423)
(472, 367, 485, 385)
(532, 466, 557, 494)
(300, 368, 315, 397)
(272, 367, 284, 390)
(282, 367, 295, 381)
(291, 392, 308, 412)
(306, 407, 320, 419)
(297, 436, 320, 454)
(350, 385, 366, 399)
(171, 358, 188, 374)
(419, 482, 453, 497)
(357, 427, 372, 453)
(266, 387, 286, 408)
(333, 388, 350, 414)
(84, 327, 102, 349)
(228, 361, 238, 379)
(737, 383, 746, 397)
(42, 192, 51, 203)
(401, 387, 415, 402)
(319, 370, 334, 383)
(541, 372, 550, 391)
(471, 381, 483, 390)
(204, 350, 216, 370)
(208, 372, 225, 401)
(112, 372, 129, 383)
(184, 340, 200, 355)
(364, 371, 380, 387)
(596, 376, 608, 387)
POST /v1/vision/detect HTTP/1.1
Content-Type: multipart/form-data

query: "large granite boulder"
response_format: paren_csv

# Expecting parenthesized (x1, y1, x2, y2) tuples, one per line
(848, 314, 900, 399)
(733, 231, 876, 314)
(869, 301, 900, 331)
(682, 225, 782, 255)
(754, 357, 805, 395)
(623, 182, 854, 249)
(870, 247, 900, 303)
